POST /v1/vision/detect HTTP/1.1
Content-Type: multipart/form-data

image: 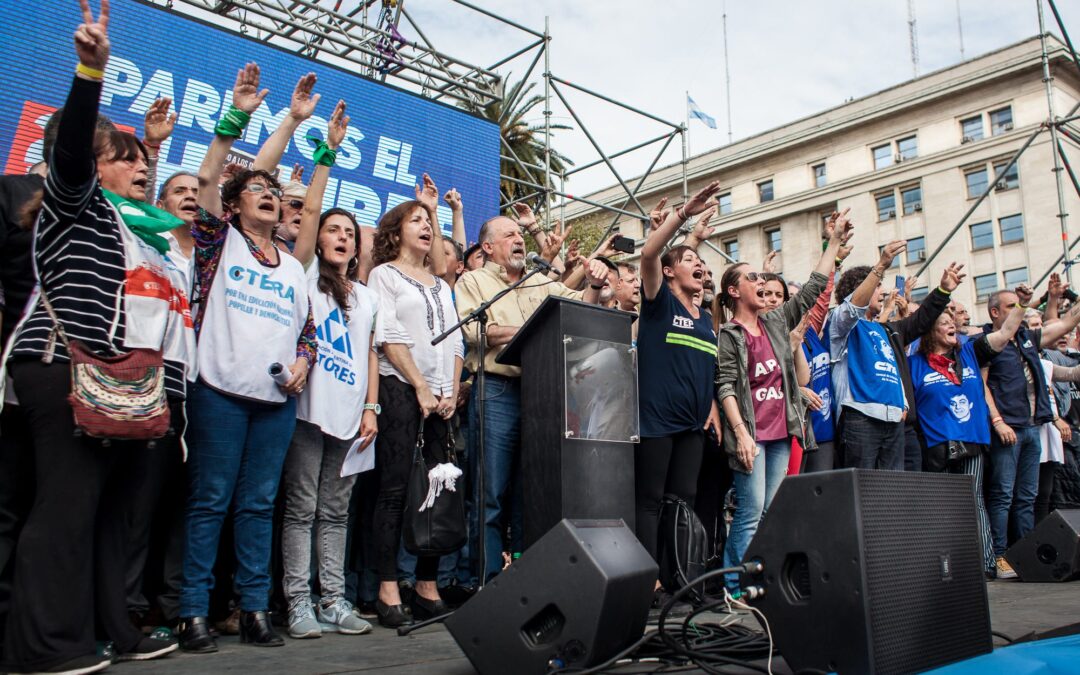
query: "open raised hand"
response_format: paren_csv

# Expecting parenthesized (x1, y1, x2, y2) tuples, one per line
(326, 99, 349, 149)
(939, 262, 966, 293)
(232, 62, 269, 114)
(288, 73, 321, 122)
(143, 97, 176, 146)
(414, 173, 439, 212)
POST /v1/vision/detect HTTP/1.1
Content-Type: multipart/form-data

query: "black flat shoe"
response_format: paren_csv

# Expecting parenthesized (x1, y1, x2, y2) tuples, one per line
(239, 610, 284, 647)
(376, 599, 414, 628)
(411, 595, 450, 621)
(178, 616, 218, 654)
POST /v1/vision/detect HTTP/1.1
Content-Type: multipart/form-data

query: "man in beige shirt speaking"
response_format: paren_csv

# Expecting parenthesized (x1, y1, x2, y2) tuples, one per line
(455, 211, 607, 583)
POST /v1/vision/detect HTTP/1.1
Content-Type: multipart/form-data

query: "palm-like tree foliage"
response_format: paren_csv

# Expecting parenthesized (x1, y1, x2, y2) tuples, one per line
(465, 76, 574, 210)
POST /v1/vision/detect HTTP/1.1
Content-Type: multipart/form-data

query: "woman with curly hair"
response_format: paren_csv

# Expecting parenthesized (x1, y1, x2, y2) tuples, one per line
(366, 177, 463, 627)
(178, 62, 317, 653)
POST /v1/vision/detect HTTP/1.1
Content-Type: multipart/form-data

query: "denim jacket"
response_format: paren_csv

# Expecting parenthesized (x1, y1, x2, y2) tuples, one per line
(716, 272, 827, 471)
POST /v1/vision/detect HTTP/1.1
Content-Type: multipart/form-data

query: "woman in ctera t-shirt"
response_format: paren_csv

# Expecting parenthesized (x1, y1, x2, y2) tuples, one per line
(633, 181, 723, 574)
(276, 101, 380, 639)
(178, 62, 317, 653)
(715, 210, 854, 593)
(910, 284, 1027, 576)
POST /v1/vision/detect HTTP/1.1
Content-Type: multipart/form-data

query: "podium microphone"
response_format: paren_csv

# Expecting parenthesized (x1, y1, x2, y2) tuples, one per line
(526, 252, 553, 271)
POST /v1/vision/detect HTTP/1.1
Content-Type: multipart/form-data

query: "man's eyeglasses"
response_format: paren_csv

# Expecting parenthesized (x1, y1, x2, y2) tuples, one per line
(244, 183, 283, 198)
(286, 199, 305, 211)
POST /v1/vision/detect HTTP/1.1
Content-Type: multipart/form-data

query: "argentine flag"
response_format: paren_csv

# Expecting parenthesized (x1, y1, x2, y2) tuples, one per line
(687, 95, 717, 129)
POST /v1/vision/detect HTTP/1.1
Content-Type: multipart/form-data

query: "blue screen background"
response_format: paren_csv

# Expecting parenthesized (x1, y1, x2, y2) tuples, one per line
(0, 0, 500, 240)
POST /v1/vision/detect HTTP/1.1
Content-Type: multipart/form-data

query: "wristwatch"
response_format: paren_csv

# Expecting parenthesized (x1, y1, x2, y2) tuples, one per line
(363, 403, 381, 415)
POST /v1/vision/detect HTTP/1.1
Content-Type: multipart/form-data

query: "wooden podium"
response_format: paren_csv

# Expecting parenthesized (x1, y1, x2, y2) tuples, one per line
(497, 296, 638, 548)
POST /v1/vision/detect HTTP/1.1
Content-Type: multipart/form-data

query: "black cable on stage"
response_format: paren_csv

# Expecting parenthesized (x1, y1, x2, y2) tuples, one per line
(992, 630, 1015, 644)
(552, 563, 776, 674)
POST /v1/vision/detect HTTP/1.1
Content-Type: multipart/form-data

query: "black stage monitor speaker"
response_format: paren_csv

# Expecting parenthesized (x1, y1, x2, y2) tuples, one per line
(1005, 509, 1080, 582)
(445, 519, 657, 674)
(742, 469, 992, 675)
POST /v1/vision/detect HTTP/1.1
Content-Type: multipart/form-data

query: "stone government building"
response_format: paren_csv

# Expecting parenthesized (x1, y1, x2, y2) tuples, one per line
(564, 36, 1080, 322)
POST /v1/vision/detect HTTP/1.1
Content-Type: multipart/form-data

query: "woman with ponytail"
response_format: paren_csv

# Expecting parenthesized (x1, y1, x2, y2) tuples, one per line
(715, 211, 854, 594)
(279, 101, 380, 639)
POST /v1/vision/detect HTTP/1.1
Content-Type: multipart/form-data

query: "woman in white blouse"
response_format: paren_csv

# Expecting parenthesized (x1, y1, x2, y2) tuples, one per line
(367, 186, 463, 628)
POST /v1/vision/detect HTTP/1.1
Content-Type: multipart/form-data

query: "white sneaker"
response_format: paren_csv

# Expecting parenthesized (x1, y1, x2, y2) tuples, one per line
(288, 599, 323, 639)
(318, 598, 373, 635)
(995, 556, 1018, 580)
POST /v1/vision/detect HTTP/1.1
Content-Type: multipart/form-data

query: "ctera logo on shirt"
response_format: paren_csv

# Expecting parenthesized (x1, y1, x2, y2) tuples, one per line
(672, 315, 695, 329)
(316, 308, 354, 360)
(228, 266, 296, 302)
(314, 307, 358, 386)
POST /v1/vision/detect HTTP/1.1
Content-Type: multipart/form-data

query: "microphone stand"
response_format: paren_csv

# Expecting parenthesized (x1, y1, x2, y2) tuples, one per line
(432, 263, 551, 590)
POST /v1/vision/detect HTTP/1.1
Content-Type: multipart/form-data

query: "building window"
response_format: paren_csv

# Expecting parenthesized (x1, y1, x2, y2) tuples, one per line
(718, 192, 732, 215)
(989, 106, 1013, 136)
(879, 244, 901, 269)
(724, 238, 740, 261)
(993, 161, 1019, 190)
(1003, 268, 1029, 288)
(974, 273, 998, 300)
(767, 228, 782, 252)
(813, 163, 827, 188)
(873, 144, 893, 170)
(960, 115, 984, 143)
(897, 135, 918, 161)
(999, 214, 1024, 243)
(907, 236, 926, 264)
(910, 286, 929, 302)
(901, 185, 922, 215)
(876, 192, 897, 221)
(965, 167, 988, 199)
(758, 180, 774, 203)
(970, 221, 994, 250)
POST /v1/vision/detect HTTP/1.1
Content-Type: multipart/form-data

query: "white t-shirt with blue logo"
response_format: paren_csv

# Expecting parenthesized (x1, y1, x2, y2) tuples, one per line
(297, 264, 377, 440)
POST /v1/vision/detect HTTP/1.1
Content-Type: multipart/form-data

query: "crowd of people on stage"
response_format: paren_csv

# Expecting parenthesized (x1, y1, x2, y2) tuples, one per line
(2, 3, 1080, 673)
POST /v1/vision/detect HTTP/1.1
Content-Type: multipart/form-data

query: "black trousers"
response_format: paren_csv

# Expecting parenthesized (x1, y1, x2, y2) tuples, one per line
(374, 376, 448, 583)
(694, 438, 733, 564)
(0, 403, 34, 659)
(2, 360, 170, 670)
(802, 440, 836, 473)
(634, 430, 704, 562)
(1035, 461, 1057, 524)
(124, 403, 185, 617)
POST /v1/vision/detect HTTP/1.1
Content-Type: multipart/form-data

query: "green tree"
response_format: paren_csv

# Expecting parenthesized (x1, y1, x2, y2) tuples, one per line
(464, 76, 573, 210)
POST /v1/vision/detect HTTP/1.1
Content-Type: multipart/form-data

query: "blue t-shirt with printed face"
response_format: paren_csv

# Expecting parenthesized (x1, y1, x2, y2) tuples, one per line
(637, 280, 717, 438)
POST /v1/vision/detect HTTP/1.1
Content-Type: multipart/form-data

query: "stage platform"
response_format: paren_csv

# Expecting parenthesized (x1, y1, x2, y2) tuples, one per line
(132, 579, 1079, 674)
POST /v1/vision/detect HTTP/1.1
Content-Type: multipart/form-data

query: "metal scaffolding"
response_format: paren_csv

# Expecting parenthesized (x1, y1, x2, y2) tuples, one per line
(916, 0, 1080, 289)
(151, 0, 689, 238)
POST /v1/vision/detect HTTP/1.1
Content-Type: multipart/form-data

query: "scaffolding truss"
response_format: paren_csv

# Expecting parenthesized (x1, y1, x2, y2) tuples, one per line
(150, 0, 689, 240)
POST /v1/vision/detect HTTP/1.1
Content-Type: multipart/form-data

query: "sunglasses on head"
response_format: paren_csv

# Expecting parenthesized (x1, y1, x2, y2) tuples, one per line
(244, 183, 283, 198)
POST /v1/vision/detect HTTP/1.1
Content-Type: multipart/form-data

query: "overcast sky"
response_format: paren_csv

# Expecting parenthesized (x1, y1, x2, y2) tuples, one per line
(406, 0, 1079, 196)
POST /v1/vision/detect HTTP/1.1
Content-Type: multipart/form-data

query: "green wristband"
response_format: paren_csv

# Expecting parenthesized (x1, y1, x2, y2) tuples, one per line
(214, 106, 251, 138)
(311, 139, 337, 168)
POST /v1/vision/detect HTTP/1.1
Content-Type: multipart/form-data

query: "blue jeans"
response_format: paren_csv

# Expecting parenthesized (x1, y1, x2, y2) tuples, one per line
(987, 425, 1041, 556)
(724, 439, 790, 590)
(468, 375, 523, 583)
(179, 381, 297, 616)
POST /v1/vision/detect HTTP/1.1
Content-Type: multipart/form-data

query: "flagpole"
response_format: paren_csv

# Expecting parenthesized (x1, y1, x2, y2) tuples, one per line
(682, 91, 690, 203)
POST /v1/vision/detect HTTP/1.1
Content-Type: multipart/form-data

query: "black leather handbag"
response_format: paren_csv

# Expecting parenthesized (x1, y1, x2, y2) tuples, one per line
(404, 423, 467, 556)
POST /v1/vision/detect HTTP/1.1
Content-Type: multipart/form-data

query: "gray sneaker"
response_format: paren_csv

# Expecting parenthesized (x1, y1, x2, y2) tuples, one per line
(288, 599, 322, 639)
(317, 598, 373, 635)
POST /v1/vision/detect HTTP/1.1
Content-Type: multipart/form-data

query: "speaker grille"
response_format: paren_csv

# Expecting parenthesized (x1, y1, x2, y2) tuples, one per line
(858, 472, 992, 675)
